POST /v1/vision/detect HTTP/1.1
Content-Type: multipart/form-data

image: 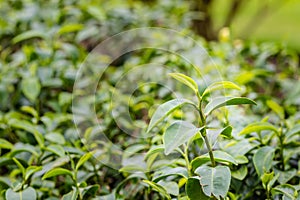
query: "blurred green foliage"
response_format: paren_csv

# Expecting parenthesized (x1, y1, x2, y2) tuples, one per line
(0, 0, 299, 199)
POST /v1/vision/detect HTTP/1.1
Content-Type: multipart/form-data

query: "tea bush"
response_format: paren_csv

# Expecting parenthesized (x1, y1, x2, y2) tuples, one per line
(0, 0, 299, 200)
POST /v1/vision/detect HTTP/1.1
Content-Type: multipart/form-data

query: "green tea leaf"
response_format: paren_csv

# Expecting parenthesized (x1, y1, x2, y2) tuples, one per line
(272, 184, 298, 200)
(191, 150, 238, 171)
(202, 81, 241, 97)
(82, 185, 100, 199)
(163, 121, 203, 155)
(8, 119, 44, 148)
(12, 158, 25, 177)
(266, 100, 284, 119)
(46, 144, 65, 157)
(158, 181, 179, 196)
(0, 139, 13, 149)
(220, 125, 233, 138)
(12, 30, 46, 43)
(20, 106, 39, 119)
(231, 165, 248, 180)
(25, 166, 42, 181)
(62, 188, 79, 200)
(143, 180, 171, 200)
(253, 146, 275, 178)
(115, 173, 147, 196)
(5, 187, 37, 200)
(75, 151, 94, 171)
(186, 177, 210, 200)
(42, 168, 73, 180)
(261, 171, 274, 189)
(205, 97, 256, 115)
(147, 99, 194, 133)
(195, 165, 231, 199)
(145, 145, 165, 160)
(153, 167, 189, 182)
(239, 122, 278, 135)
(45, 132, 66, 145)
(21, 77, 41, 103)
(234, 155, 249, 164)
(169, 73, 198, 93)
(284, 124, 300, 144)
(58, 24, 83, 35)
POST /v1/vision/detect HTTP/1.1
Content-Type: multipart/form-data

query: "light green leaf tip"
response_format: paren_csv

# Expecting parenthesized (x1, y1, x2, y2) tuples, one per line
(169, 73, 198, 93)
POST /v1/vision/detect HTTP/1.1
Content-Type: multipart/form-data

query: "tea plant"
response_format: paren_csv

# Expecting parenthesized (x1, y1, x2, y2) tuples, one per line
(142, 72, 257, 199)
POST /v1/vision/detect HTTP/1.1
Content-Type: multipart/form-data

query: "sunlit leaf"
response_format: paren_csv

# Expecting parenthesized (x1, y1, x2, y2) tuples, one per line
(42, 168, 73, 180)
(75, 151, 94, 171)
(266, 100, 284, 119)
(239, 122, 278, 135)
(169, 73, 198, 93)
(0, 139, 13, 149)
(58, 24, 83, 35)
(202, 81, 241, 97)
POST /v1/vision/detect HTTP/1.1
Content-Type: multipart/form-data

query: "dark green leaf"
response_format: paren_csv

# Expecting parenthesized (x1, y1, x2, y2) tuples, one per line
(82, 185, 100, 199)
(142, 180, 171, 200)
(186, 177, 210, 200)
(8, 119, 44, 147)
(205, 97, 256, 115)
(220, 125, 233, 138)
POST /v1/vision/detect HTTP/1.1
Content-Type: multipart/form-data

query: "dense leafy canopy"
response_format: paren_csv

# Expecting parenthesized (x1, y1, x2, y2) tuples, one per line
(0, 0, 300, 200)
